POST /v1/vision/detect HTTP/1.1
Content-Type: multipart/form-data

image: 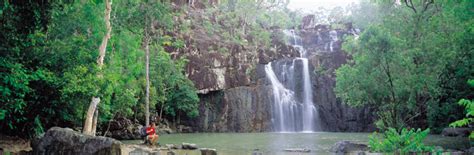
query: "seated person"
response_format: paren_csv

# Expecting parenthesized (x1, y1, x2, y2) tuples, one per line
(146, 122, 159, 146)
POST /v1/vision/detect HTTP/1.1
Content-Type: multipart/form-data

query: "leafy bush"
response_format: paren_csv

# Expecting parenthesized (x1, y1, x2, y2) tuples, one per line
(450, 79, 474, 139)
(368, 128, 433, 153)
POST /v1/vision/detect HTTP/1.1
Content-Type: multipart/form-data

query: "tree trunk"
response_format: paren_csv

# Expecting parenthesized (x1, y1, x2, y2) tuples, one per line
(91, 109, 99, 136)
(83, 97, 100, 135)
(96, 0, 112, 67)
(145, 35, 150, 127)
(83, 0, 112, 135)
(103, 112, 116, 136)
(159, 101, 164, 123)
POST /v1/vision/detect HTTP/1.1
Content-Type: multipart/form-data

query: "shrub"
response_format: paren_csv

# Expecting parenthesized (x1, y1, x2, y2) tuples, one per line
(368, 128, 433, 153)
(449, 79, 474, 139)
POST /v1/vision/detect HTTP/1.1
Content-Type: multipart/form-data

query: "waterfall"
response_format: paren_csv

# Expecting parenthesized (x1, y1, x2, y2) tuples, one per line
(266, 30, 320, 132)
(301, 58, 315, 132)
(265, 63, 298, 132)
(329, 30, 338, 52)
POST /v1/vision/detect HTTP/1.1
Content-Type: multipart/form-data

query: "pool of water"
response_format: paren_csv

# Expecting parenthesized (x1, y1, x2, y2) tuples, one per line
(123, 132, 470, 155)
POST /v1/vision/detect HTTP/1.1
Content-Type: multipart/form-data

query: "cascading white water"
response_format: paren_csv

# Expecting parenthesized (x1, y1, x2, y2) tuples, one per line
(301, 58, 315, 132)
(329, 30, 338, 52)
(265, 30, 320, 132)
(265, 63, 297, 131)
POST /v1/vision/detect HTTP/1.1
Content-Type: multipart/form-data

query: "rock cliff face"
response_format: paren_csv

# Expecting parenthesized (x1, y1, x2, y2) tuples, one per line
(299, 23, 376, 132)
(184, 86, 274, 132)
(172, 10, 375, 132)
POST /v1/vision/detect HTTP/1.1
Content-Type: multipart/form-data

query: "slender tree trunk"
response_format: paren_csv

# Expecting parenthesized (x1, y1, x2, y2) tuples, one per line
(103, 112, 116, 136)
(159, 88, 168, 124)
(91, 109, 99, 135)
(145, 33, 150, 127)
(159, 101, 164, 123)
(84, 97, 100, 135)
(96, 0, 112, 67)
(83, 0, 112, 136)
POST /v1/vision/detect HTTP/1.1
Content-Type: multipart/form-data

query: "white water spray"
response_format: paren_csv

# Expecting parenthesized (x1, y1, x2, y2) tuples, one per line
(266, 30, 320, 132)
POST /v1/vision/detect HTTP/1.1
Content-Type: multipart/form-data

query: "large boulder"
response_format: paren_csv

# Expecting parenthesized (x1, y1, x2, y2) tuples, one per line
(181, 143, 198, 150)
(200, 148, 217, 155)
(467, 147, 474, 154)
(32, 127, 122, 155)
(108, 117, 133, 131)
(330, 141, 368, 154)
(106, 117, 143, 140)
(441, 128, 471, 137)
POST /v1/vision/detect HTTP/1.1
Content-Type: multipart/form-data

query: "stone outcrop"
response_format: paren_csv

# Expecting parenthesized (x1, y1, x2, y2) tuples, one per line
(200, 148, 217, 155)
(330, 141, 368, 154)
(441, 128, 471, 137)
(173, 11, 375, 132)
(165, 6, 299, 94)
(302, 23, 376, 132)
(32, 127, 121, 155)
(104, 117, 142, 140)
(121, 144, 206, 155)
(104, 117, 175, 139)
(181, 143, 198, 150)
(283, 148, 311, 153)
(166, 5, 299, 132)
(183, 86, 273, 132)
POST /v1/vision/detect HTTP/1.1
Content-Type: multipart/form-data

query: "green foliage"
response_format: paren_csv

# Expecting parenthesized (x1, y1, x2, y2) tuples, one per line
(104, 27, 144, 119)
(336, 25, 409, 129)
(368, 128, 433, 153)
(44, 1, 109, 126)
(0, 0, 71, 137)
(0, 0, 199, 137)
(450, 79, 474, 139)
(424, 0, 474, 133)
(151, 49, 199, 118)
(189, 0, 301, 50)
(336, 0, 474, 130)
(0, 58, 31, 130)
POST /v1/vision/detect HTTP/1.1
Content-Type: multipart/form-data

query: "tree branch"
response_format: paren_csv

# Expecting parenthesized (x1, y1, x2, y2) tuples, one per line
(421, 0, 434, 14)
(403, 0, 417, 13)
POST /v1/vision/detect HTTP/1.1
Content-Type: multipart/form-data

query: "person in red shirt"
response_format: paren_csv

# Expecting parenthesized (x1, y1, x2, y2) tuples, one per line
(146, 122, 159, 146)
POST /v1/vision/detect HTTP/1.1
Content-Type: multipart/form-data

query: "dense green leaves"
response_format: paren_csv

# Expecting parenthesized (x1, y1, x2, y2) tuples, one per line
(0, 0, 199, 137)
(336, 0, 474, 131)
(450, 80, 474, 139)
(151, 50, 199, 118)
(368, 128, 433, 153)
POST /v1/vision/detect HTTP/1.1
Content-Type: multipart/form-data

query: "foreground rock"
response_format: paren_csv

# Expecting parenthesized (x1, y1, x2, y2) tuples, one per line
(182, 143, 198, 150)
(468, 147, 474, 154)
(200, 148, 217, 155)
(122, 144, 173, 155)
(33, 127, 121, 155)
(252, 149, 263, 155)
(122, 144, 217, 155)
(104, 117, 143, 140)
(283, 148, 311, 153)
(330, 141, 368, 154)
(441, 128, 471, 137)
(0, 135, 31, 153)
